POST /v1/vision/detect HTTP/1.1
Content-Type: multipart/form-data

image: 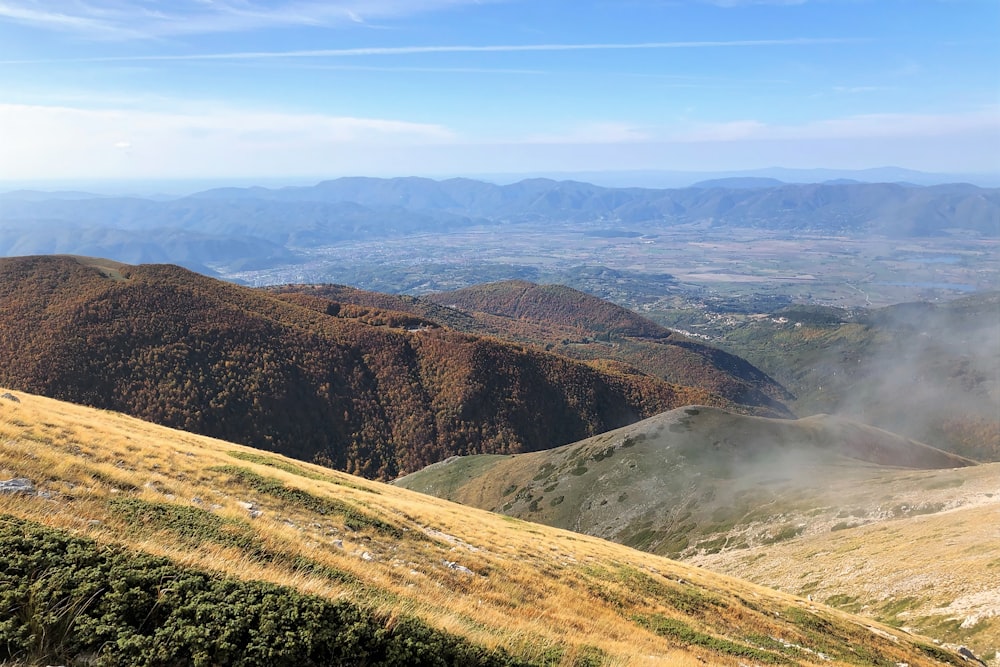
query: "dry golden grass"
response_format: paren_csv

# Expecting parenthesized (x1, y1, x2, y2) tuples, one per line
(0, 389, 971, 666)
(691, 470, 1000, 665)
(399, 406, 999, 664)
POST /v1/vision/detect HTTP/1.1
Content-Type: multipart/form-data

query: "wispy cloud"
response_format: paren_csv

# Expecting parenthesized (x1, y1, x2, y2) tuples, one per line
(0, 102, 454, 179)
(0, 1, 495, 39)
(274, 64, 548, 75)
(0, 38, 856, 65)
(0, 1, 130, 36)
(2, 101, 997, 179)
(493, 108, 1000, 146)
(667, 109, 1000, 142)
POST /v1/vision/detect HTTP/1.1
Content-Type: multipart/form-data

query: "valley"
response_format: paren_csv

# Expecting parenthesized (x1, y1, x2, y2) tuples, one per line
(2, 178, 997, 311)
(227, 225, 997, 311)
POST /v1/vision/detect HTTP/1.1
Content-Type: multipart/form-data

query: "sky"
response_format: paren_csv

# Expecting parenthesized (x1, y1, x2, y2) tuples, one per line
(0, 0, 998, 184)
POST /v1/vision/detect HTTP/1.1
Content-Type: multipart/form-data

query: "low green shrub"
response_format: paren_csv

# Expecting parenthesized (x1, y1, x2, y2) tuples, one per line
(108, 497, 260, 552)
(634, 614, 790, 664)
(226, 451, 378, 494)
(209, 465, 402, 537)
(0, 514, 526, 667)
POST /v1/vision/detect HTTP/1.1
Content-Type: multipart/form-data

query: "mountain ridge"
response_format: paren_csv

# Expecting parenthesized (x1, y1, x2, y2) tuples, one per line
(0, 255, 782, 480)
(271, 280, 794, 414)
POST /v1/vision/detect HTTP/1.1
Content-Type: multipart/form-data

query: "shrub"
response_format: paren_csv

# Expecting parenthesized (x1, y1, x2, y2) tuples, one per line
(0, 514, 527, 667)
(209, 465, 402, 537)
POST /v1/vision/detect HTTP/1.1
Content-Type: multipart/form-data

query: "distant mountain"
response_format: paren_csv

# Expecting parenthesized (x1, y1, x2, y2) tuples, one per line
(0, 189, 110, 201)
(471, 166, 1000, 188)
(186, 178, 999, 235)
(1, 178, 997, 271)
(689, 177, 786, 189)
(0, 224, 295, 276)
(0, 255, 774, 480)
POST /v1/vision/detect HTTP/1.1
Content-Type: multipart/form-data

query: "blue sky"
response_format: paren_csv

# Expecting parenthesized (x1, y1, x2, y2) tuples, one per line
(0, 0, 997, 183)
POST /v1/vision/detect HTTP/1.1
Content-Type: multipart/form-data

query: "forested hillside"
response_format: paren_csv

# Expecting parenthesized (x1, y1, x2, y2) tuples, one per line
(273, 281, 793, 413)
(0, 255, 763, 479)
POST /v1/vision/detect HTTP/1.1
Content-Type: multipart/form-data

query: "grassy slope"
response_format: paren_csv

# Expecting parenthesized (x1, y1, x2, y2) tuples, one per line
(395, 407, 997, 660)
(0, 389, 968, 667)
(690, 479, 1000, 664)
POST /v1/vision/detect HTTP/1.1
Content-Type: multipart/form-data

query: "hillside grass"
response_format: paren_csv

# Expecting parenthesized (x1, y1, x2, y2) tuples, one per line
(397, 406, 998, 662)
(691, 490, 1000, 663)
(0, 390, 968, 666)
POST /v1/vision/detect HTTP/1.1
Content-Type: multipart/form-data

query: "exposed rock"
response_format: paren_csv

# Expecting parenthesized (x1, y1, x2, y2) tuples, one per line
(0, 477, 34, 495)
(0, 392, 20, 402)
(958, 646, 986, 665)
(423, 526, 482, 552)
(237, 500, 263, 519)
(443, 560, 474, 575)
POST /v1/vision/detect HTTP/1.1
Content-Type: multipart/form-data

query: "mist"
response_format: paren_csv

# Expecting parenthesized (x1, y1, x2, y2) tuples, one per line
(804, 296, 1000, 463)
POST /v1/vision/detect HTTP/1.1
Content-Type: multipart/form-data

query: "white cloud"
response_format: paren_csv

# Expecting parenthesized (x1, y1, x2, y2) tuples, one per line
(673, 120, 769, 142)
(0, 102, 454, 179)
(1, 101, 996, 180)
(0, 0, 498, 39)
(0, 38, 856, 64)
(664, 109, 1000, 142)
(831, 86, 888, 94)
(701, 0, 809, 5)
(520, 122, 652, 145)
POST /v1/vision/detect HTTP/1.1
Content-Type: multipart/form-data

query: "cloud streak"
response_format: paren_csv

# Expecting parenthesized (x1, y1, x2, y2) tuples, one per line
(0, 38, 856, 65)
(702, 0, 808, 6)
(0, 1, 496, 38)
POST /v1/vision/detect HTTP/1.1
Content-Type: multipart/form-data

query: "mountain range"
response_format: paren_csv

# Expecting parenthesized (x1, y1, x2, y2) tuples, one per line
(1, 178, 997, 274)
